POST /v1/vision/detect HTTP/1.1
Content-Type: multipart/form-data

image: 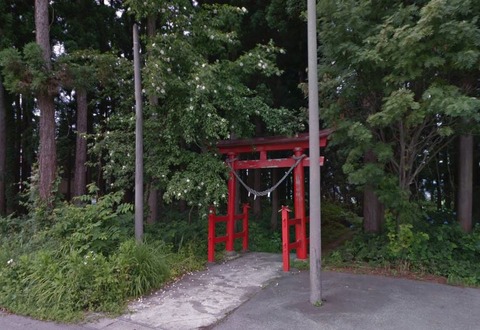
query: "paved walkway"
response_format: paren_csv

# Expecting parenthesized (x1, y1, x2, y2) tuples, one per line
(0, 252, 479, 330)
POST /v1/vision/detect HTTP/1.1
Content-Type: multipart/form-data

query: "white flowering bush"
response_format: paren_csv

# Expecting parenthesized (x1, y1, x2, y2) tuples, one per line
(90, 1, 305, 208)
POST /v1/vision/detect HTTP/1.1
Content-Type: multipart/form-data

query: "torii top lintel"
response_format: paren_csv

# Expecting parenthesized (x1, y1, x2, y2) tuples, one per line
(216, 129, 333, 170)
(217, 128, 333, 154)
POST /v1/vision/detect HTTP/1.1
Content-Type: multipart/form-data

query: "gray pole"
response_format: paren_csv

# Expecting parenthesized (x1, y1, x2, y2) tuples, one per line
(133, 23, 144, 242)
(307, 0, 322, 304)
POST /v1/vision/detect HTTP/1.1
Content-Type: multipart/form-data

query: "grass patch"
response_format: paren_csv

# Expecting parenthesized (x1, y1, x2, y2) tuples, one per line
(0, 192, 207, 322)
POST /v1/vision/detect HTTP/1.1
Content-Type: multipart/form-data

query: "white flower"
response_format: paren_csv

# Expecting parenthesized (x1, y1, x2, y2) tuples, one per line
(7, 259, 13, 265)
(241, 7, 247, 13)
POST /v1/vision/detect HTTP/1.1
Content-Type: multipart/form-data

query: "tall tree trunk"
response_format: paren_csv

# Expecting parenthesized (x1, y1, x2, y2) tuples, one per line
(0, 77, 6, 215)
(73, 88, 88, 198)
(147, 14, 159, 224)
(457, 134, 473, 233)
(363, 150, 384, 233)
(35, 0, 57, 203)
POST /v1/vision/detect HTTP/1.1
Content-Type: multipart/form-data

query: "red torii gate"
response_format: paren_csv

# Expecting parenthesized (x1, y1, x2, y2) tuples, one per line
(208, 129, 332, 266)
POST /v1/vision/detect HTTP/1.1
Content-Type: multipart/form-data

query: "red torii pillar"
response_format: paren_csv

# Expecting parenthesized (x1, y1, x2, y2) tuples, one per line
(293, 147, 307, 260)
(226, 153, 237, 252)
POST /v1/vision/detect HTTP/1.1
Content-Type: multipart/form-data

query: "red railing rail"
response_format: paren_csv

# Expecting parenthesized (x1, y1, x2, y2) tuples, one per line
(208, 204, 249, 262)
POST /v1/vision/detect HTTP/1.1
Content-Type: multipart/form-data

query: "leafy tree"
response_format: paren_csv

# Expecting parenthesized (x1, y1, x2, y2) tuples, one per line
(51, 0, 133, 199)
(0, 0, 36, 214)
(319, 0, 480, 229)
(98, 1, 301, 212)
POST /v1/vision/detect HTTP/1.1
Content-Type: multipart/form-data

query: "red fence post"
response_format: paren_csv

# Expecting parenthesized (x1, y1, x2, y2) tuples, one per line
(242, 203, 250, 252)
(208, 207, 216, 262)
(281, 206, 291, 272)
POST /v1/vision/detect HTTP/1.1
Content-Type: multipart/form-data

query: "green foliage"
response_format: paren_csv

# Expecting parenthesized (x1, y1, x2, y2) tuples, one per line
(319, 0, 480, 217)
(326, 209, 480, 286)
(0, 191, 207, 322)
(249, 220, 282, 253)
(114, 239, 170, 298)
(145, 212, 208, 252)
(247, 201, 356, 254)
(0, 42, 53, 95)
(321, 201, 360, 245)
(94, 1, 304, 208)
(0, 239, 172, 321)
(50, 189, 133, 256)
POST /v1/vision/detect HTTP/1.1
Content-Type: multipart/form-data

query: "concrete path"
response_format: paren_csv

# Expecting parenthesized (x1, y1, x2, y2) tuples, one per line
(88, 252, 283, 330)
(214, 269, 480, 330)
(0, 252, 479, 330)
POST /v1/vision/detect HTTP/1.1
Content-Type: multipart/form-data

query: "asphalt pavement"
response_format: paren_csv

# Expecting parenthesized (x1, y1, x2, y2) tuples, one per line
(0, 252, 479, 330)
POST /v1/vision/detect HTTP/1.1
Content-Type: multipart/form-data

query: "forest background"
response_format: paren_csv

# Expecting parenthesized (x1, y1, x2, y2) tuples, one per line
(0, 0, 479, 322)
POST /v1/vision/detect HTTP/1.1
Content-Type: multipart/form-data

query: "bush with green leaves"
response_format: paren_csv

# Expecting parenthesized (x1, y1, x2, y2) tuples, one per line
(326, 209, 480, 286)
(49, 189, 134, 256)
(0, 189, 207, 322)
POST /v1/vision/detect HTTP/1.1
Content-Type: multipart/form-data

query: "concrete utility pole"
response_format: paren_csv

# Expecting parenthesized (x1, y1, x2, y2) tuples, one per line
(133, 24, 144, 242)
(307, 0, 322, 305)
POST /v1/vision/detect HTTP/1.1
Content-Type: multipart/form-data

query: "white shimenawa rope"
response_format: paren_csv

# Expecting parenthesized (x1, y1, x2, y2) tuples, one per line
(226, 154, 306, 199)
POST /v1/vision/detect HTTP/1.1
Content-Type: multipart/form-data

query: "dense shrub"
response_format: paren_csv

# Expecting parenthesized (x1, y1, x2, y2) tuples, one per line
(0, 192, 206, 322)
(326, 210, 480, 286)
